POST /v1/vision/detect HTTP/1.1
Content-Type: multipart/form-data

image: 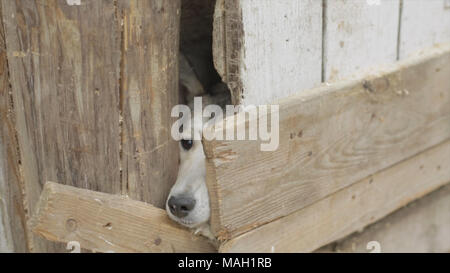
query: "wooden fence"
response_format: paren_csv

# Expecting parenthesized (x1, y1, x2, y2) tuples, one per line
(0, 0, 181, 252)
(1, 0, 449, 253)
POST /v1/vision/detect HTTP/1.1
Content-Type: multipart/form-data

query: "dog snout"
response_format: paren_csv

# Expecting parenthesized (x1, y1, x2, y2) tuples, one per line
(168, 195, 196, 218)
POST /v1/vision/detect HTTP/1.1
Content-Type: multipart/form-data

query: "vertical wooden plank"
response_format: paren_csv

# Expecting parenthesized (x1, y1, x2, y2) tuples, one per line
(1, 0, 121, 252)
(324, 0, 400, 82)
(117, 0, 180, 208)
(399, 0, 450, 59)
(213, 0, 322, 106)
(0, 2, 29, 252)
(213, 0, 244, 105)
(0, 155, 11, 252)
(0, 138, 20, 253)
(0, 107, 25, 252)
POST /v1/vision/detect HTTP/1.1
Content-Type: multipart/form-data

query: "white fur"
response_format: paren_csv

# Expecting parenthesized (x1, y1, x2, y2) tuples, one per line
(166, 53, 229, 242)
(166, 118, 212, 234)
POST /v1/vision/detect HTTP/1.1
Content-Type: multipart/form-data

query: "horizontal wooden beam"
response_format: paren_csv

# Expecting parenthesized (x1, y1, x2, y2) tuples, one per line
(31, 182, 216, 253)
(204, 44, 450, 240)
(316, 184, 450, 253)
(219, 139, 450, 253)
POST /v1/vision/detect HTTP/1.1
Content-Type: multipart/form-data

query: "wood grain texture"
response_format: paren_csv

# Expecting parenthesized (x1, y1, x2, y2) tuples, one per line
(1, 0, 181, 251)
(32, 182, 216, 253)
(212, 0, 243, 105)
(0, 2, 29, 252)
(0, 12, 28, 250)
(1, 0, 122, 252)
(204, 44, 450, 240)
(117, 0, 180, 208)
(324, 0, 400, 82)
(317, 184, 450, 253)
(220, 139, 450, 253)
(213, 0, 322, 106)
(399, 0, 450, 59)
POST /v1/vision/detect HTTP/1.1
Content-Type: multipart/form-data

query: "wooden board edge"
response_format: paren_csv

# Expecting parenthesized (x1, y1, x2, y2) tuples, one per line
(205, 43, 450, 240)
(315, 183, 450, 253)
(31, 182, 217, 253)
(212, 0, 244, 105)
(219, 139, 450, 252)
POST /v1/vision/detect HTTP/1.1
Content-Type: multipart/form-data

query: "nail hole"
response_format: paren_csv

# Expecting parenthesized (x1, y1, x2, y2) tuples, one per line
(66, 218, 78, 232)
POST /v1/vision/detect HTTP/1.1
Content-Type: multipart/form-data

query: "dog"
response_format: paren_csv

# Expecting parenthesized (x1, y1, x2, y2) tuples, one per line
(166, 52, 230, 241)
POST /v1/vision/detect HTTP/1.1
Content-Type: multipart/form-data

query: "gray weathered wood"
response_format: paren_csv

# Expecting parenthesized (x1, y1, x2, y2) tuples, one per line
(213, 0, 322, 105)
(118, 0, 180, 208)
(317, 184, 450, 253)
(399, 0, 450, 59)
(32, 182, 216, 253)
(323, 0, 400, 81)
(1, 0, 181, 251)
(0, 2, 29, 252)
(2, 0, 122, 252)
(205, 44, 450, 240)
(220, 139, 450, 252)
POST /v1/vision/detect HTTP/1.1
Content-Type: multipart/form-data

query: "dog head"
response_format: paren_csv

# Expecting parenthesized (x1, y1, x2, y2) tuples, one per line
(166, 53, 230, 240)
(166, 53, 213, 238)
(166, 117, 210, 229)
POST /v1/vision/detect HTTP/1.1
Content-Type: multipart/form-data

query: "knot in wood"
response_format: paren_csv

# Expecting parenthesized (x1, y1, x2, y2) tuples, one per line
(65, 218, 78, 232)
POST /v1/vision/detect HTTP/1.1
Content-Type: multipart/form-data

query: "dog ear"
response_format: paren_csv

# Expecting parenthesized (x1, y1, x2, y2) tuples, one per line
(179, 53, 206, 103)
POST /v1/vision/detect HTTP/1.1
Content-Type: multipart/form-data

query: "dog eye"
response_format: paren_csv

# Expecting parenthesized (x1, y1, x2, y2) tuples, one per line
(181, 139, 193, 151)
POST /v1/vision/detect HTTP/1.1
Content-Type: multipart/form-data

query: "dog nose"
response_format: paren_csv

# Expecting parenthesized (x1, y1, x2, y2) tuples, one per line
(168, 196, 196, 218)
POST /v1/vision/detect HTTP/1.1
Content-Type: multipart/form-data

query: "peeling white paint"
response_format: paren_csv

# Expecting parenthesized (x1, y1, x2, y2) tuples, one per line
(239, 0, 323, 106)
(66, 0, 81, 6)
(324, 0, 400, 82)
(400, 0, 450, 59)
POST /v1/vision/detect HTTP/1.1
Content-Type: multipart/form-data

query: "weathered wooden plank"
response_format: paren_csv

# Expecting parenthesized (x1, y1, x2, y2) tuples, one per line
(324, 0, 400, 81)
(213, 0, 322, 105)
(212, 0, 242, 105)
(0, 2, 29, 252)
(220, 139, 450, 253)
(117, 0, 180, 208)
(31, 182, 216, 253)
(0, 136, 22, 253)
(317, 184, 450, 253)
(1, 0, 121, 252)
(399, 0, 450, 59)
(0, 207, 11, 252)
(204, 44, 450, 240)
